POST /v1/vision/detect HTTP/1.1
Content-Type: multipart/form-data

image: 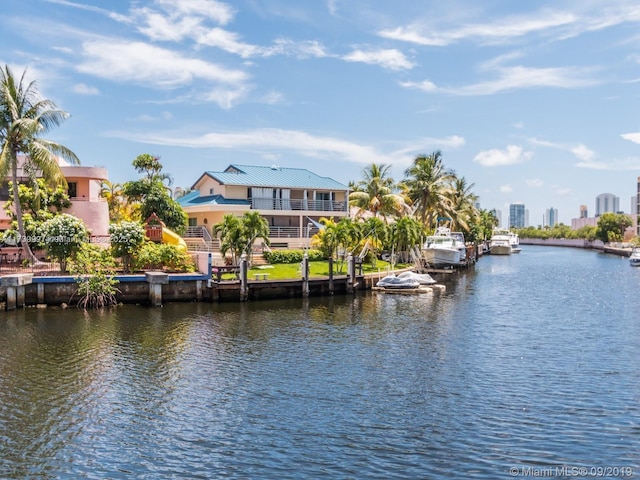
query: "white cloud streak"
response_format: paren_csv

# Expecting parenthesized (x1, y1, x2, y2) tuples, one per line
(77, 40, 248, 88)
(473, 145, 533, 167)
(342, 48, 415, 70)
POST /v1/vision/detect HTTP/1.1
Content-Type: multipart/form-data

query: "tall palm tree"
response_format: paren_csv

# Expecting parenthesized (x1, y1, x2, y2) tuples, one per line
(403, 151, 455, 231)
(0, 66, 79, 262)
(449, 176, 479, 233)
(349, 163, 409, 221)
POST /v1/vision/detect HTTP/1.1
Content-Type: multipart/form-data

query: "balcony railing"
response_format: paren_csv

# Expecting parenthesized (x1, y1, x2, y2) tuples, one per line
(267, 226, 320, 238)
(250, 199, 347, 212)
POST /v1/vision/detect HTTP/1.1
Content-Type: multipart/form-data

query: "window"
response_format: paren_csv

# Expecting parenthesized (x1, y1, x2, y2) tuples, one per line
(0, 182, 10, 201)
(209, 188, 215, 195)
(68, 182, 77, 198)
(188, 218, 197, 227)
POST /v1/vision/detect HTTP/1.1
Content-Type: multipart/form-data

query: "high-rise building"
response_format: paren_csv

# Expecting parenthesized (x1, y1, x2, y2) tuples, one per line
(595, 193, 619, 216)
(543, 207, 558, 227)
(490, 208, 502, 227)
(579, 205, 588, 218)
(637, 177, 640, 235)
(509, 203, 526, 228)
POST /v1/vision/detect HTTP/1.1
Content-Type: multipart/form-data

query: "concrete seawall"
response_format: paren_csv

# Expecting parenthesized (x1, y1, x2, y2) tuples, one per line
(519, 238, 631, 257)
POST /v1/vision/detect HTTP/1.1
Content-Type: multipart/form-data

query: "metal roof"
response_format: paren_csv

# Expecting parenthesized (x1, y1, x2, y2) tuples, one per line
(177, 191, 250, 207)
(204, 164, 349, 190)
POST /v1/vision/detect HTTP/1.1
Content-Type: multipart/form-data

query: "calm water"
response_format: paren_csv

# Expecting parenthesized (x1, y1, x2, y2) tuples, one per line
(0, 246, 639, 479)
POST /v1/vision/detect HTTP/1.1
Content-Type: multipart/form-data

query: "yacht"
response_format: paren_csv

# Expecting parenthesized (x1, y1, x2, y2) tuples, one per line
(422, 226, 463, 267)
(509, 232, 521, 254)
(630, 247, 640, 267)
(489, 228, 512, 255)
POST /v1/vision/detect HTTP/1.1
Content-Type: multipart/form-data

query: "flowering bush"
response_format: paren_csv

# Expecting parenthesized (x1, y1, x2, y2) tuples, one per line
(109, 221, 145, 272)
(41, 213, 89, 272)
(134, 242, 195, 272)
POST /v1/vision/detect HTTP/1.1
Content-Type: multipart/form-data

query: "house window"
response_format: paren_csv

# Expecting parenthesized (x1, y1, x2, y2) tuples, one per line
(209, 188, 215, 195)
(0, 182, 10, 201)
(247, 187, 252, 199)
(188, 218, 197, 227)
(68, 182, 77, 198)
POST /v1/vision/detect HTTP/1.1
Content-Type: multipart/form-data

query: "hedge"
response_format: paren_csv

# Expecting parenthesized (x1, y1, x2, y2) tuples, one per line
(263, 249, 326, 264)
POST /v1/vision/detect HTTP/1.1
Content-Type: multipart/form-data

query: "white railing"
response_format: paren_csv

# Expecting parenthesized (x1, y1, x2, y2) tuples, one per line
(267, 226, 319, 238)
(250, 199, 347, 212)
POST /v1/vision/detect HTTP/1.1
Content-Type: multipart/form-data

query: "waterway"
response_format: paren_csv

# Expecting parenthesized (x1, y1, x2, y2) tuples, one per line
(0, 246, 638, 479)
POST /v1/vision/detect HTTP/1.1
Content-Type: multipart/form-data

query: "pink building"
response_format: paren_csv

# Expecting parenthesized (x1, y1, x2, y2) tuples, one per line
(0, 155, 110, 237)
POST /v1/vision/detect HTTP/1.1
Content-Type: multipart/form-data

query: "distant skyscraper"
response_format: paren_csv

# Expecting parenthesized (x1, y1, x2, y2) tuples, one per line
(595, 193, 619, 216)
(544, 207, 558, 227)
(579, 205, 588, 218)
(509, 203, 526, 228)
(490, 208, 502, 227)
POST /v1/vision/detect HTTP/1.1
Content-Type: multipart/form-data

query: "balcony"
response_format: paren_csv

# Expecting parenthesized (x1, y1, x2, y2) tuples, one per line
(250, 199, 347, 212)
(268, 226, 320, 238)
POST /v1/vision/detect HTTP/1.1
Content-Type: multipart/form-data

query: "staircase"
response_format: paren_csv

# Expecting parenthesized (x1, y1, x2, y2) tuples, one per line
(183, 226, 218, 252)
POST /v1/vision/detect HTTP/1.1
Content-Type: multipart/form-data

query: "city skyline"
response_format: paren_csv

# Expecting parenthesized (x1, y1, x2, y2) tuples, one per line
(3, 1, 640, 226)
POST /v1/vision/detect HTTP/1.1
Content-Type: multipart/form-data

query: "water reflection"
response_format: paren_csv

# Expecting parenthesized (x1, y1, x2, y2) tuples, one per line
(0, 246, 638, 478)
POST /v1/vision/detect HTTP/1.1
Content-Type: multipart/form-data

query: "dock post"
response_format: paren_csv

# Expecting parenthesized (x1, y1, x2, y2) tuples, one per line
(145, 272, 169, 307)
(240, 254, 248, 301)
(347, 254, 354, 293)
(1, 274, 33, 310)
(328, 257, 334, 294)
(302, 253, 309, 297)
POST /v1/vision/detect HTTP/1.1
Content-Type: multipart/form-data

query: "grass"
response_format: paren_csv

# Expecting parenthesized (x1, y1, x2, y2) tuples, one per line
(238, 260, 411, 280)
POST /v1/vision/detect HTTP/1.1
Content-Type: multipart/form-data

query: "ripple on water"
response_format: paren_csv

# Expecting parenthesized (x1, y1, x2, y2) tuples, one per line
(0, 246, 639, 478)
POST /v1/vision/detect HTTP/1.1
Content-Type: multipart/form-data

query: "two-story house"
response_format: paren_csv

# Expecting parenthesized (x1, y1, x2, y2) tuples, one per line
(178, 164, 350, 249)
(0, 155, 110, 237)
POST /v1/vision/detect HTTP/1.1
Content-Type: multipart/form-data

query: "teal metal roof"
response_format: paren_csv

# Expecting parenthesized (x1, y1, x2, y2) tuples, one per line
(204, 164, 349, 190)
(177, 191, 250, 207)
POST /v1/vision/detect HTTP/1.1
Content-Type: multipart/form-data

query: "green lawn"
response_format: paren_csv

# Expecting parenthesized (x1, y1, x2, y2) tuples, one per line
(245, 260, 410, 280)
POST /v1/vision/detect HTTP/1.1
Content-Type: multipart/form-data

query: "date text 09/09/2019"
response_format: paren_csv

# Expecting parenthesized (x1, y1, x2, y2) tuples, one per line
(510, 465, 634, 477)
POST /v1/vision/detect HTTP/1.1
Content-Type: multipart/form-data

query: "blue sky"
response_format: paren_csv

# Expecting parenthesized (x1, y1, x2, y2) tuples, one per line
(3, 0, 640, 226)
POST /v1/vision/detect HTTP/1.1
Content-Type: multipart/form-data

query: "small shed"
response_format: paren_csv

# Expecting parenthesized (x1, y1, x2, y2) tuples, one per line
(145, 213, 165, 243)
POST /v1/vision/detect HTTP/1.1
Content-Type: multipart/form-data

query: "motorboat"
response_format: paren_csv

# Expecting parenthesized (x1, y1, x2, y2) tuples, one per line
(397, 271, 437, 285)
(421, 226, 462, 267)
(509, 232, 521, 254)
(630, 247, 640, 266)
(450, 231, 469, 263)
(489, 228, 512, 255)
(375, 275, 420, 289)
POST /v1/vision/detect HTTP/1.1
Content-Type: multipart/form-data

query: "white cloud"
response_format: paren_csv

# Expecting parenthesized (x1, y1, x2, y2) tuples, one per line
(473, 145, 533, 167)
(526, 179, 543, 187)
(154, 0, 234, 25)
(77, 40, 248, 88)
(105, 128, 396, 165)
(528, 137, 596, 163)
(378, 3, 640, 47)
(72, 83, 99, 95)
(343, 48, 415, 70)
(621, 132, 640, 144)
(391, 135, 465, 158)
(401, 56, 599, 96)
(399, 79, 437, 92)
(500, 185, 513, 193)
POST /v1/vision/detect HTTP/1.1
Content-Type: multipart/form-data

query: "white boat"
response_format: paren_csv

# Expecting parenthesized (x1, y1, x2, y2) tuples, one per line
(509, 232, 521, 254)
(630, 247, 640, 267)
(489, 228, 512, 255)
(421, 226, 462, 267)
(376, 275, 420, 289)
(397, 271, 437, 285)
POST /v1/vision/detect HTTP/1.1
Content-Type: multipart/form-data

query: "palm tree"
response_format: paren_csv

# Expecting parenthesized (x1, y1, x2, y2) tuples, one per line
(349, 163, 409, 221)
(448, 176, 479, 233)
(0, 66, 79, 263)
(390, 216, 424, 263)
(241, 211, 270, 266)
(403, 151, 455, 231)
(212, 214, 244, 265)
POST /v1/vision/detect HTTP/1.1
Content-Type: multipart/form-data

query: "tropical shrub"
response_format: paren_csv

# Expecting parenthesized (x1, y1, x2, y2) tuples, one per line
(41, 213, 89, 272)
(69, 243, 119, 309)
(109, 221, 145, 272)
(135, 242, 195, 272)
(263, 249, 325, 264)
